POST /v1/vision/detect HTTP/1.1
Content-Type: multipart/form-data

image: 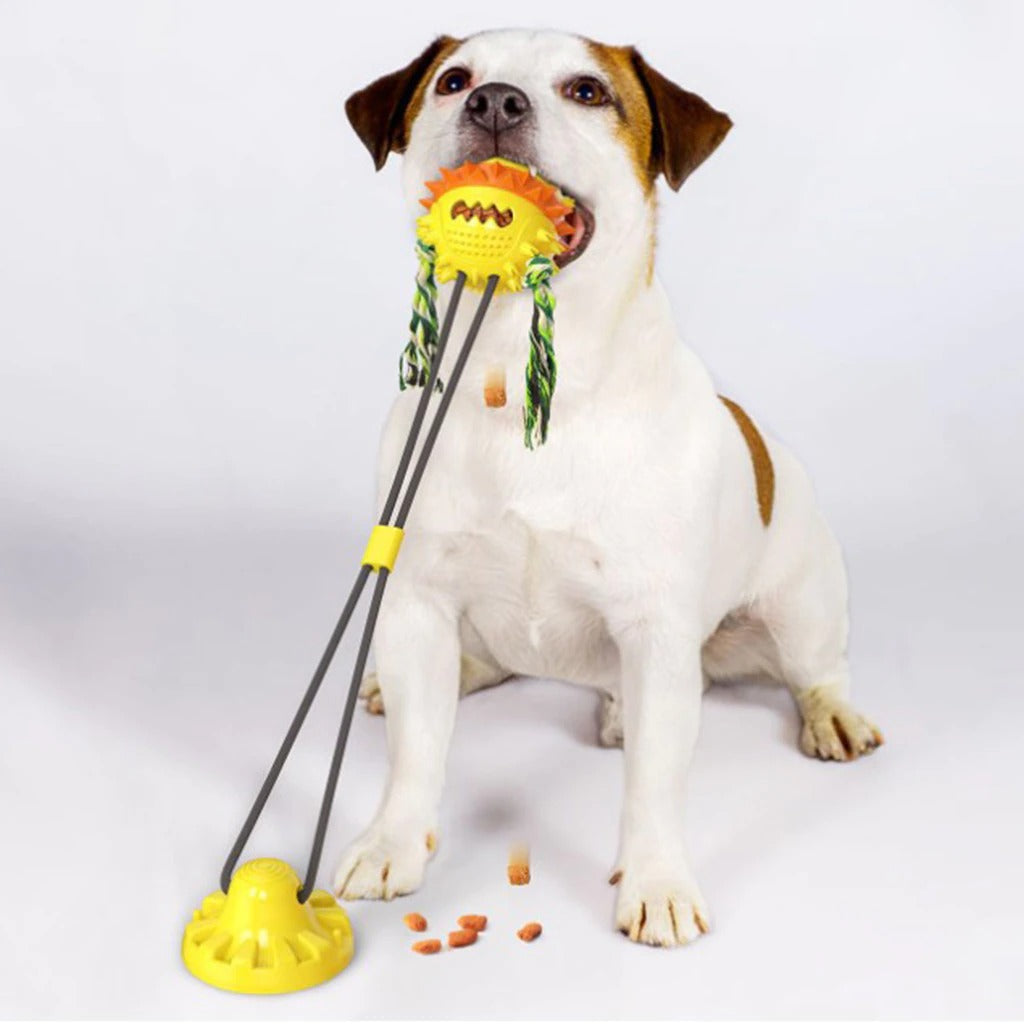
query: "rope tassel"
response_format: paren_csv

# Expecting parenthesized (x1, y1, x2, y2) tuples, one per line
(400, 240, 442, 391)
(403, 247, 558, 448)
(522, 254, 557, 449)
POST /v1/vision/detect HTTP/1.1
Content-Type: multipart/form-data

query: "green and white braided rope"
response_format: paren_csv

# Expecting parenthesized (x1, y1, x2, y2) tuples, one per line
(522, 253, 557, 449)
(400, 239, 442, 391)
(403, 247, 557, 448)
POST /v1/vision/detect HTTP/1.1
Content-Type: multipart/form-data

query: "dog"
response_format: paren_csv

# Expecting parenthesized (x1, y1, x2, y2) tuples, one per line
(334, 28, 883, 946)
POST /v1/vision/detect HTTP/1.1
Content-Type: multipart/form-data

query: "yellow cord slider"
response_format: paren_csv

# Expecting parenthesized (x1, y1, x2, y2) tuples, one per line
(361, 525, 404, 572)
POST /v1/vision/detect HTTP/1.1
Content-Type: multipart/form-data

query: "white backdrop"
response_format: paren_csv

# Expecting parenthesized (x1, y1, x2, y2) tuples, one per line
(2, 1, 1023, 1018)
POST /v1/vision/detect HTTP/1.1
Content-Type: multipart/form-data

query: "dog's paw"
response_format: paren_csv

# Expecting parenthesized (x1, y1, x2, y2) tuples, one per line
(333, 823, 437, 900)
(358, 672, 385, 715)
(598, 693, 623, 748)
(797, 685, 884, 761)
(612, 866, 710, 947)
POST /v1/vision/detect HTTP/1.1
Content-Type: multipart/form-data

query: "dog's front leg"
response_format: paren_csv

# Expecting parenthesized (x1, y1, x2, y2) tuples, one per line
(333, 581, 459, 900)
(611, 616, 710, 946)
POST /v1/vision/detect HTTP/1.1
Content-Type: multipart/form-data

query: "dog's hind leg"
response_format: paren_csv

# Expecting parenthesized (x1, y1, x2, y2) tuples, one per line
(755, 535, 884, 761)
(701, 611, 780, 684)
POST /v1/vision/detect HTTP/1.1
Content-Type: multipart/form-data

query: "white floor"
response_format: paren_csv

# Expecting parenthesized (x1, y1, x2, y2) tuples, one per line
(3, 521, 1021, 1019)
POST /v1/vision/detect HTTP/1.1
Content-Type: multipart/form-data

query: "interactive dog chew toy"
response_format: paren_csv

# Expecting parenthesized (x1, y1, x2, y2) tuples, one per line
(181, 158, 570, 994)
(404, 158, 574, 448)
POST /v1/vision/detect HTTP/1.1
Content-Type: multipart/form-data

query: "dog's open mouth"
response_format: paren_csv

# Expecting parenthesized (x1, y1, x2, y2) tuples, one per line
(553, 199, 594, 269)
(537, 170, 594, 270)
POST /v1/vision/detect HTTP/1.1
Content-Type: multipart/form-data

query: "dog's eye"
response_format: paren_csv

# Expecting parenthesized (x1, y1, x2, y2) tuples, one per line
(564, 76, 609, 107)
(436, 67, 471, 95)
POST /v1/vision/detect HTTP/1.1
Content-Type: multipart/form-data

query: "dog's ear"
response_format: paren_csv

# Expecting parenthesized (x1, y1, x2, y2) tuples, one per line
(345, 36, 457, 170)
(629, 49, 732, 191)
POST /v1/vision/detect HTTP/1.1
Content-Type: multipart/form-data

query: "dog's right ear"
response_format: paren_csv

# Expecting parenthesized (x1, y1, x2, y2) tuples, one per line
(345, 36, 457, 170)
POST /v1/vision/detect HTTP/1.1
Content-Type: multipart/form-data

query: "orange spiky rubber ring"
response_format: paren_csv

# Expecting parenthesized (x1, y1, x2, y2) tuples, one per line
(417, 158, 575, 292)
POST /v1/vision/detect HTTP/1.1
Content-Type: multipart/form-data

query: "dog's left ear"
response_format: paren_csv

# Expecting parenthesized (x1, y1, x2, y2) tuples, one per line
(346, 36, 457, 170)
(629, 49, 733, 191)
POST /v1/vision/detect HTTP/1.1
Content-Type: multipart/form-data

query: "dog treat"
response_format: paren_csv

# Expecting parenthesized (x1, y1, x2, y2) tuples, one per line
(447, 928, 478, 948)
(403, 912, 428, 932)
(483, 366, 507, 408)
(508, 843, 531, 885)
(411, 939, 442, 955)
(517, 922, 543, 943)
(457, 914, 487, 932)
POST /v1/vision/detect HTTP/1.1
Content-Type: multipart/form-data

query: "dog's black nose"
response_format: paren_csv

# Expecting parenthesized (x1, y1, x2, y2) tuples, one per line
(465, 82, 531, 133)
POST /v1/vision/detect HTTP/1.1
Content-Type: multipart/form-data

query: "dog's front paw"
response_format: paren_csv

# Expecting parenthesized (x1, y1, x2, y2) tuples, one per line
(611, 864, 710, 947)
(333, 822, 437, 900)
(797, 685, 884, 761)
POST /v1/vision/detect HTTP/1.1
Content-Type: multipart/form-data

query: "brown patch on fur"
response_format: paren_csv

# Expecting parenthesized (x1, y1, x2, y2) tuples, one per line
(401, 36, 462, 144)
(585, 42, 732, 193)
(719, 396, 775, 526)
(645, 192, 658, 284)
(585, 41, 656, 193)
(346, 36, 461, 170)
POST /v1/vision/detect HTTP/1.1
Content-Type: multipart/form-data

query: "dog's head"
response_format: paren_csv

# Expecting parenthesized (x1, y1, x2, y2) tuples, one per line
(346, 30, 731, 276)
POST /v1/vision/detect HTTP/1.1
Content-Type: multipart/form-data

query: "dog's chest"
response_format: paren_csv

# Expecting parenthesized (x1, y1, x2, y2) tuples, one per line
(453, 508, 617, 685)
(384, 298, 690, 682)
(407, 388, 619, 681)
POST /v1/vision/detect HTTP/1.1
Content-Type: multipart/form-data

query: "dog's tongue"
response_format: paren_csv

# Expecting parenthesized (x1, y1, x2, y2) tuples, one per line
(561, 208, 586, 252)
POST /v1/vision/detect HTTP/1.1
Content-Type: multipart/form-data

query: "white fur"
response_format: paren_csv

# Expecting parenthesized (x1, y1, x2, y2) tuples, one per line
(333, 29, 881, 945)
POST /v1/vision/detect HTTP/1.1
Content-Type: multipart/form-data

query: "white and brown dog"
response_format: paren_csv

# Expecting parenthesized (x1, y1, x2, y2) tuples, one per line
(336, 28, 883, 946)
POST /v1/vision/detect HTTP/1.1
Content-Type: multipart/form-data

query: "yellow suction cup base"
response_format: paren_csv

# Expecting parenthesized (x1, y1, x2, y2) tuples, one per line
(182, 858, 353, 995)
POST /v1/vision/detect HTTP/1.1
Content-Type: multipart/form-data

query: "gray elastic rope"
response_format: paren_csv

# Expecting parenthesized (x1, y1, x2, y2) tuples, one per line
(219, 272, 497, 903)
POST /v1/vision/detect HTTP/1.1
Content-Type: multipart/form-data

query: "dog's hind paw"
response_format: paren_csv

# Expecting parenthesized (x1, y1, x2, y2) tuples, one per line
(333, 822, 436, 901)
(598, 692, 623, 748)
(613, 867, 710, 947)
(359, 672, 385, 715)
(797, 685, 884, 761)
